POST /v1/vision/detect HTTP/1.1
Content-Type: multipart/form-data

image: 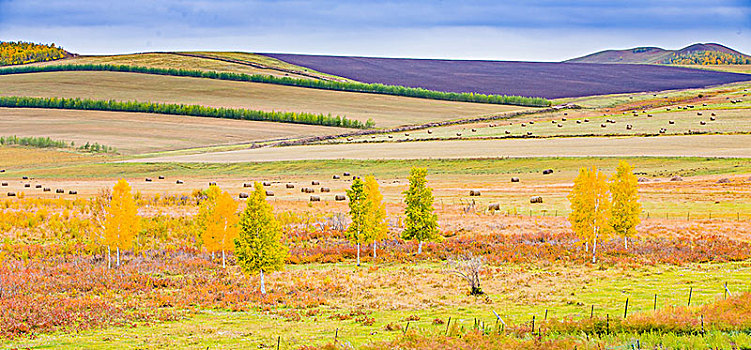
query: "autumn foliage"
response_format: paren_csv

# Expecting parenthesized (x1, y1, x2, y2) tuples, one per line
(0, 41, 68, 66)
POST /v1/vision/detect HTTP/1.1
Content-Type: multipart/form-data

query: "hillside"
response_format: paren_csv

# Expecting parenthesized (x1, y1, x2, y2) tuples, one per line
(0, 41, 71, 66)
(566, 43, 751, 64)
(265, 53, 751, 99)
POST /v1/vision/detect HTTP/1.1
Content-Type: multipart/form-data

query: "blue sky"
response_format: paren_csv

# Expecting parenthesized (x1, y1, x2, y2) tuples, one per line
(0, 0, 749, 61)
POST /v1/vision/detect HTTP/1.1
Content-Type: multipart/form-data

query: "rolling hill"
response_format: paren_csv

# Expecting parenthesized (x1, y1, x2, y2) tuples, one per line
(566, 43, 751, 64)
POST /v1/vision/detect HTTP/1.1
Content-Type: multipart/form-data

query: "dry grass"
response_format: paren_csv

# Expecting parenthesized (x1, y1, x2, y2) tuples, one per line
(0, 71, 529, 128)
(132, 134, 751, 163)
(0, 147, 96, 169)
(675, 64, 751, 74)
(0, 107, 348, 154)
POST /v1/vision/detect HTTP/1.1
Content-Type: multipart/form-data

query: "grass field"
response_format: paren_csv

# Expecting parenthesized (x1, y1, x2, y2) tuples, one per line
(677, 64, 751, 74)
(0, 71, 530, 128)
(0, 107, 349, 154)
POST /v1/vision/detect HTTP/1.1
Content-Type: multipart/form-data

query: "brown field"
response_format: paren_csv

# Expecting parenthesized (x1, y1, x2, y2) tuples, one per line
(0, 71, 530, 128)
(0, 107, 348, 154)
(132, 134, 751, 163)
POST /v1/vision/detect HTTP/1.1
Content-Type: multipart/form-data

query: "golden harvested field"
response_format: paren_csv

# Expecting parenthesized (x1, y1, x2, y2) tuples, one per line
(676, 64, 751, 74)
(26, 52, 326, 80)
(0, 71, 530, 128)
(0, 107, 348, 154)
(132, 134, 751, 163)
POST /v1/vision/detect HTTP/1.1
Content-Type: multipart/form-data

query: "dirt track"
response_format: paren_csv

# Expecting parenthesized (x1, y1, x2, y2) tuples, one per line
(131, 134, 751, 163)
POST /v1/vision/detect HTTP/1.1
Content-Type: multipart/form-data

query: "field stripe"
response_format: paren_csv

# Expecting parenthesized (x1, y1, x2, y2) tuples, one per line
(129, 134, 751, 163)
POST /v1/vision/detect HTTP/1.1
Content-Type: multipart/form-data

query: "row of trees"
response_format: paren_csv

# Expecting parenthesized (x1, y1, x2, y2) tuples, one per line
(0, 135, 116, 153)
(568, 161, 642, 263)
(0, 96, 369, 129)
(0, 41, 67, 66)
(665, 51, 751, 65)
(0, 64, 552, 107)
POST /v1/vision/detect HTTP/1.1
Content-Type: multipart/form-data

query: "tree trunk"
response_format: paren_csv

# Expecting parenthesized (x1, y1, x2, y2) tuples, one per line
(373, 241, 377, 259)
(107, 246, 111, 269)
(260, 269, 266, 295)
(116, 247, 120, 267)
(624, 235, 628, 250)
(212, 251, 215, 260)
(356, 243, 361, 267)
(222, 250, 226, 269)
(592, 234, 598, 264)
(584, 241, 589, 253)
(418, 241, 423, 254)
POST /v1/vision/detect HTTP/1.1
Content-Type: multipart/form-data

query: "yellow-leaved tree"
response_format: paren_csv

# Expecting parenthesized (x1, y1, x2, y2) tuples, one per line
(104, 179, 140, 268)
(609, 161, 641, 250)
(206, 190, 240, 268)
(363, 175, 388, 259)
(197, 185, 221, 260)
(235, 182, 288, 294)
(346, 177, 367, 266)
(568, 167, 611, 263)
(402, 167, 441, 254)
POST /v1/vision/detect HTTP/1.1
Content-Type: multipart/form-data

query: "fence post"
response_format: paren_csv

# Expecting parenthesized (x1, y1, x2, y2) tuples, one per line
(688, 287, 693, 307)
(624, 298, 629, 319)
(653, 294, 657, 311)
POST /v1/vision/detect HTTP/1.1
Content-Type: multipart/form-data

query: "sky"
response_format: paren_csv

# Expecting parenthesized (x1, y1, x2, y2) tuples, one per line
(0, 0, 749, 61)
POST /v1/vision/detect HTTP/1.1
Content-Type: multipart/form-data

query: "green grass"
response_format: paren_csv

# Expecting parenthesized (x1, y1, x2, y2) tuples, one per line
(5, 261, 750, 349)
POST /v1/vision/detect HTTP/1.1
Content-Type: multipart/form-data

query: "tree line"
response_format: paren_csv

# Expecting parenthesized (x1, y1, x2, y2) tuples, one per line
(0, 41, 68, 66)
(0, 96, 371, 129)
(665, 51, 751, 65)
(0, 135, 115, 153)
(0, 63, 552, 107)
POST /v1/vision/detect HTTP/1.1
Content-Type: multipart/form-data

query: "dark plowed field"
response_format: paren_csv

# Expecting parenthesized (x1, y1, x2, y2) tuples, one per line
(263, 54, 751, 99)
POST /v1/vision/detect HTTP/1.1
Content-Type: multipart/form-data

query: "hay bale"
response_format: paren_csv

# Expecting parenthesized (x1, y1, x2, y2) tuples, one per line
(24, 184, 30, 188)
(311, 180, 320, 185)
(670, 176, 683, 182)
(68, 190, 77, 195)
(666, 108, 671, 111)
(647, 114, 653, 117)
(530, 196, 543, 204)
(561, 117, 567, 121)
(521, 123, 526, 127)
(456, 132, 462, 136)
(710, 116, 716, 121)
(43, 188, 50, 192)
(310, 195, 321, 202)
(626, 124, 633, 130)
(711, 112, 716, 116)
(668, 120, 675, 125)
(584, 119, 589, 122)
(529, 121, 535, 125)
(427, 129, 433, 134)
(286, 183, 295, 188)
(511, 177, 520, 182)
(7, 192, 15, 197)
(404, 133, 410, 136)
(469, 190, 481, 196)
(22, 176, 28, 180)
(320, 187, 331, 192)
(542, 169, 554, 175)
(703, 103, 707, 106)
(471, 128, 477, 132)
(265, 190, 274, 196)
(601, 124, 607, 128)
(557, 124, 563, 128)
(505, 130, 511, 134)
(239, 192, 249, 199)
(158, 176, 165, 180)
(35, 184, 41, 189)
(526, 132, 533, 136)
(659, 128, 666, 134)
(335, 194, 346, 201)
(0, 169, 4, 173)
(243, 183, 252, 187)
(552, 120, 557, 124)
(371, 135, 376, 139)
(145, 178, 152, 182)
(700, 121, 706, 125)
(0, 182, 7, 186)
(333, 175, 341, 179)
(488, 203, 500, 211)
(576, 120, 582, 124)
(563, 112, 568, 116)
(697, 112, 702, 116)
(176, 180, 184, 184)
(56, 189, 64, 194)
(347, 137, 353, 141)
(343, 172, 351, 176)
(717, 178, 731, 184)
(388, 135, 393, 139)
(301, 187, 315, 193)
(637, 177, 650, 182)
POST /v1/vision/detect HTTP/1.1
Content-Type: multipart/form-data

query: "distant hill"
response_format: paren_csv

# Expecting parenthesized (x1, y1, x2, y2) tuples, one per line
(0, 41, 71, 66)
(566, 43, 751, 65)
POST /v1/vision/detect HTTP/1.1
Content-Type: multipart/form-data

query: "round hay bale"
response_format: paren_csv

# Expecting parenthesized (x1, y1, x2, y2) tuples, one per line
(320, 187, 331, 192)
(55, 189, 64, 194)
(1, 182, 7, 186)
(286, 183, 295, 188)
(542, 169, 554, 175)
(557, 124, 563, 128)
(552, 120, 557, 124)
(563, 112, 568, 116)
(427, 129, 433, 134)
(239, 192, 249, 199)
(584, 119, 589, 122)
(511, 177, 520, 182)
(626, 124, 633, 130)
(335, 194, 346, 201)
(526, 131, 533, 136)
(561, 117, 567, 121)
(371, 135, 376, 139)
(576, 120, 582, 124)
(35, 184, 41, 189)
(711, 112, 716, 116)
(700, 121, 706, 125)
(710, 116, 716, 121)
(601, 124, 607, 128)
(311, 180, 320, 185)
(529, 121, 535, 125)
(265, 190, 274, 196)
(404, 133, 410, 136)
(310, 195, 321, 202)
(176, 180, 184, 184)
(145, 178, 152, 182)
(243, 183, 253, 187)
(469, 190, 481, 196)
(666, 108, 671, 111)
(158, 176, 165, 180)
(697, 112, 702, 116)
(505, 130, 511, 134)
(24, 184, 30, 188)
(637, 177, 650, 182)
(670, 176, 683, 182)
(456, 132, 462, 136)
(530, 196, 543, 204)
(668, 120, 675, 125)
(43, 188, 50, 192)
(22, 176, 28, 180)
(333, 175, 341, 179)
(659, 128, 666, 134)
(521, 123, 526, 127)
(488, 203, 501, 211)
(7, 192, 15, 197)
(471, 128, 477, 132)
(388, 135, 393, 139)
(647, 114, 653, 117)
(68, 190, 77, 195)
(703, 103, 707, 106)
(717, 178, 731, 184)
(343, 172, 351, 176)
(347, 137, 353, 141)
(0, 169, 4, 173)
